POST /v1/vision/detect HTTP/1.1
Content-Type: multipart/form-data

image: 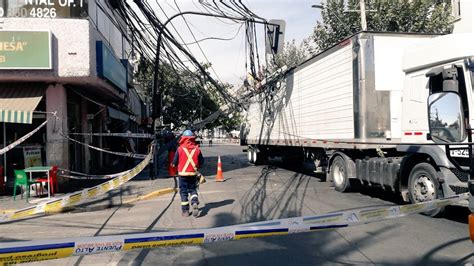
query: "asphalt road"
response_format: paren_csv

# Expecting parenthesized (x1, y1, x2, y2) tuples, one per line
(1, 144, 473, 265)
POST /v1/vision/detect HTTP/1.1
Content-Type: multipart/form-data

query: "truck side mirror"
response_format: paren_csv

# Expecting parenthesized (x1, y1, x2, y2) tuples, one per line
(428, 92, 465, 143)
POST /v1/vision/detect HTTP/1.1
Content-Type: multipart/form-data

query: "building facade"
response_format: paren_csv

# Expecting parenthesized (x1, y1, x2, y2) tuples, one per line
(0, 0, 145, 186)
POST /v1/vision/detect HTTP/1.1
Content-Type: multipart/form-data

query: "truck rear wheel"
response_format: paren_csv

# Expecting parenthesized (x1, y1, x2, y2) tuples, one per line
(408, 163, 444, 217)
(248, 146, 266, 165)
(330, 156, 351, 192)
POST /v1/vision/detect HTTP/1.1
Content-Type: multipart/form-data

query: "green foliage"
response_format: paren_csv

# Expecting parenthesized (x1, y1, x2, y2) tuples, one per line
(134, 57, 154, 101)
(310, 0, 453, 52)
(133, 58, 241, 132)
(267, 39, 309, 72)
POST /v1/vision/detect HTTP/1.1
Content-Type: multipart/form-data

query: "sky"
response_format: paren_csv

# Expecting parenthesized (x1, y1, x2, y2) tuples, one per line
(150, 0, 322, 86)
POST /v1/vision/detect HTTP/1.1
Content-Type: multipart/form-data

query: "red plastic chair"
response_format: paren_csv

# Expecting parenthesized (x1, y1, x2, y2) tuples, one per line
(35, 166, 59, 196)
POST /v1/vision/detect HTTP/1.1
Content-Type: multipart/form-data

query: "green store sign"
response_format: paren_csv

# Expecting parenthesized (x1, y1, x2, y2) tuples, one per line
(0, 30, 52, 69)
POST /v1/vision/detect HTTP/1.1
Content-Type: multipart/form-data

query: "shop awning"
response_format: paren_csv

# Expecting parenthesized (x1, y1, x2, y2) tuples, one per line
(0, 86, 45, 124)
(107, 106, 129, 122)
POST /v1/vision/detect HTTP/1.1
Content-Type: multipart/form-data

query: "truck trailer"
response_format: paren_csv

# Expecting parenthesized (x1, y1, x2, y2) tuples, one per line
(241, 32, 474, 215)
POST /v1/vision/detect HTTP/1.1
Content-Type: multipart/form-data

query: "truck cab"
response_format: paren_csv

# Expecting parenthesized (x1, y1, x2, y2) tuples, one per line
(413, 34, 474, 238)
(400, 34, 474, 206)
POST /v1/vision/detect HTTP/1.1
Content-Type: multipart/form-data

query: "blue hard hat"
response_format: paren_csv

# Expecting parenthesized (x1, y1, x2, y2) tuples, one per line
(182, 130, 194, 136)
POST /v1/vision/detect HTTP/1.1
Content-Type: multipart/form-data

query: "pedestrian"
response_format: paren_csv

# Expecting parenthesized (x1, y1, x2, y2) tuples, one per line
(172, 130, 204, 217)
(209, 138, 213, 147)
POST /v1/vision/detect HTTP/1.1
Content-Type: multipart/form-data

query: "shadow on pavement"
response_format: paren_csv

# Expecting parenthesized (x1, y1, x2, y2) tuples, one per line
(239, 165, 311, 223)
(420, 237, 473, 265)
(442, 206, 470, 224)
(122, 178, 179, 265)
(265, 158, 470, 226)
(74, 186, 131, 266)
(212, 212, 239, 228)
(199, 199, 235, 218)
(196, 224, 396, 265)
(199, 222, 471, 265)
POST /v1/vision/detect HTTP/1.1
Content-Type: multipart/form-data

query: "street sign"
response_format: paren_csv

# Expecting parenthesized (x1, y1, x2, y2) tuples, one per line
(0, 30, 52, 69)
(265, 19, 285, 55)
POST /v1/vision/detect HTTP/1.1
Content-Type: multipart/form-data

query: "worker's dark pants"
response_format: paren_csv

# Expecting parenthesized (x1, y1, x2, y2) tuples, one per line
(179, 175, 199, 211)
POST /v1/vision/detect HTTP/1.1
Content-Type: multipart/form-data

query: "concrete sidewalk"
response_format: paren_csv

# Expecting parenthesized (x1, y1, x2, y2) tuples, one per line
(0, 166, 177, 214)
(0, 143, 241, 213)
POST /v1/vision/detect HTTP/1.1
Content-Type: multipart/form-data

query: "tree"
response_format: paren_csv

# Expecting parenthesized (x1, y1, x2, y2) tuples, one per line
(134, 58, 241, 132)
(310, 0, 453, 52)
(267, 39, 309, 73)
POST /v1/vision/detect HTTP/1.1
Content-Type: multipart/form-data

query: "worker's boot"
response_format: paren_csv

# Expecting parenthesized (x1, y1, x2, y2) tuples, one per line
(192, 203, 199, 217)
(181, 206, 190, 217)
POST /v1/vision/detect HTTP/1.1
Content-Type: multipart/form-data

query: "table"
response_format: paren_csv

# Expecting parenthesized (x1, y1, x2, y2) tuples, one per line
(24, 166, 52, 198)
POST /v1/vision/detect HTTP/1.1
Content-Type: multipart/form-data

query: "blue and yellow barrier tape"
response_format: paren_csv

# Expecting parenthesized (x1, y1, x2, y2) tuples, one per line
(0, 192, 468, 264)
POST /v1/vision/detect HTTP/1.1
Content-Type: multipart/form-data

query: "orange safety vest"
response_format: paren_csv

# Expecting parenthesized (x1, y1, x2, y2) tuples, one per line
(177, 147, 200, 176)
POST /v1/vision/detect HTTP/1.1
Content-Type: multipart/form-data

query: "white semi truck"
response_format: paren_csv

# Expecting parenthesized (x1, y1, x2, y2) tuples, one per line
(241, 32, 474, 216)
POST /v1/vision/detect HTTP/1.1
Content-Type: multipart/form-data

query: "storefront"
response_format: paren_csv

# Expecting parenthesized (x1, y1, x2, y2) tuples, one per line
(0, 83, 48, 188)
(0, 1, 144, 190)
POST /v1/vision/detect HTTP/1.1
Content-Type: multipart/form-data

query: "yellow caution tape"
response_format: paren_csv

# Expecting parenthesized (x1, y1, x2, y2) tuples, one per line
(0, 144, 154, 223)
(0, 193, 468, 264)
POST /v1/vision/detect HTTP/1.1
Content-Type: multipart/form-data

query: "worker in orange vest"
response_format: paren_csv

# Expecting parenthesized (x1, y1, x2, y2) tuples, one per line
(171, 130, 204, 217)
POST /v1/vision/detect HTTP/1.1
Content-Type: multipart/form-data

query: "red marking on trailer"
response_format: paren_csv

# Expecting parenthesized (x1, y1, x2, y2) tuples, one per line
(339, 39, 351, 47)
(414, 132, 423, 136)
(404, 132, 413, 136)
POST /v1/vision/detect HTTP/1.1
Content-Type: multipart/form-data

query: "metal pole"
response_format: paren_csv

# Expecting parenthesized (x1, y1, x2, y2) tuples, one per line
(3, 122, 6, 186)
(359, 0, 367, 31)
(468, 125, 474, 213)
(199, 95, 203, 122)
(151, 34, 162, 180)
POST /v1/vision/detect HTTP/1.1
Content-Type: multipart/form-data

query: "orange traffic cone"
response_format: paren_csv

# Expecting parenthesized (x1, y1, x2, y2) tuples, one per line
(469, 213, 474, 242)
(215, 156, 224, 182)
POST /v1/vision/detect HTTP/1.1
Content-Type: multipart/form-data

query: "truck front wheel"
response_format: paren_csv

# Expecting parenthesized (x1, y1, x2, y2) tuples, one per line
(408, 163, 444, 217)
(330, 156, 351, 192)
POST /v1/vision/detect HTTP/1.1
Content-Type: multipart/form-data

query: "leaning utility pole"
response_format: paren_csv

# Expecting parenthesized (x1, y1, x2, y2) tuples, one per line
(132, 1, 283, 179)
(359, 0, 367, 31)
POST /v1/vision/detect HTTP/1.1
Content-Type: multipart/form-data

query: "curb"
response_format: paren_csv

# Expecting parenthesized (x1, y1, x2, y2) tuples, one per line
(123, 187, 177, 204)
(0, 209, 14, 215)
